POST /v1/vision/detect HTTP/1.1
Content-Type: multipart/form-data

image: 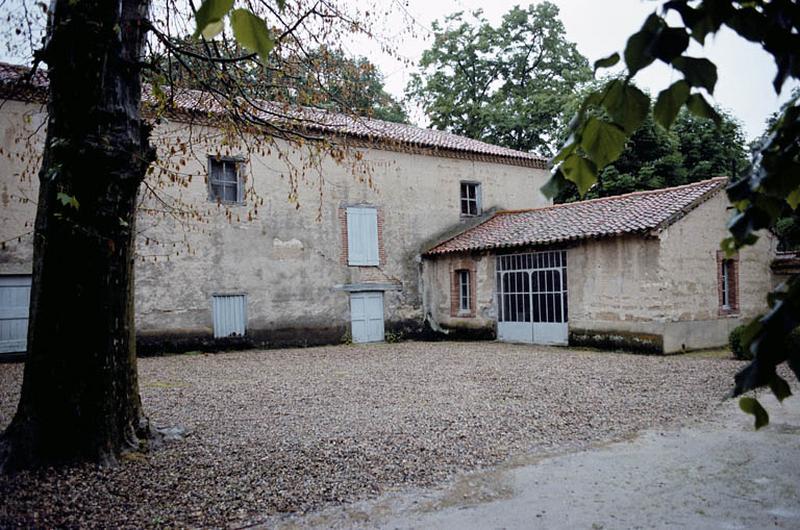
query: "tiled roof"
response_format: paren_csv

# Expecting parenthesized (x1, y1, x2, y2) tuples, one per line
(772, 252, 800, 274)
(0, 62, 546, 167)
(425, 177, 729, 255)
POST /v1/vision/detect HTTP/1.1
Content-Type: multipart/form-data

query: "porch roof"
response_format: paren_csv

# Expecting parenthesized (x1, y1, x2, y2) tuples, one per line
(425, 177, 729, 255)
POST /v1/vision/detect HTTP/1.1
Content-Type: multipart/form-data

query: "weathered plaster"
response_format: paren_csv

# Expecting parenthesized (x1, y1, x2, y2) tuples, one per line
(0, 100, 549, 350)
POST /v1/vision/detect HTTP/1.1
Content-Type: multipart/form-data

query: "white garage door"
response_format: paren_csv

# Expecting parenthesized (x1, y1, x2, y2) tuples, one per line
(0, 275, 32, 354)
(350, 292, 385, 343)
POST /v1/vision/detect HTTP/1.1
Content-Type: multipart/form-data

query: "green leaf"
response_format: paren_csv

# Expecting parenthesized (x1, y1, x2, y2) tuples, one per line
(552, 140, 578, 166)
(624, 14, 663, 75)
(652, 27, 690, 62)
(594, 52, 620, 72)
(787, 188, 800, 210)
(230, 8, 275, 62)
(739, 396, 769, 429)
(768, 374, 792, 402)
(580, 117, 627, 169)
(56, 192, 79, 210)
(672, 57, 718, 93)
(194, 0, 234, 39)
(686, 93, 721, 125)
(541, 170, 569, 199)
(624, 30, 656, 76)
(603, 81, 650, 134)
(561, 154, 598, 197)
(274, 0, 286, 10)
(654, 80, 690, 129)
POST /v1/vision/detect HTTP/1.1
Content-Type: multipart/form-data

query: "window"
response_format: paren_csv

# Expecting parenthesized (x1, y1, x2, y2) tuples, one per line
(458, 270, 471, 312)
(346, 207, 379, 266)
(208, 157, 243, 203)
(717, 252, 739, 315)
(721, 260, 732, 309)
(460, 182, 481, 216)
(451, 264, 475, 317)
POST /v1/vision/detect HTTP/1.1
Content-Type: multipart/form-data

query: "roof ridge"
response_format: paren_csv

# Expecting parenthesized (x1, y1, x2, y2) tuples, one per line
(496, 176, 729, 216)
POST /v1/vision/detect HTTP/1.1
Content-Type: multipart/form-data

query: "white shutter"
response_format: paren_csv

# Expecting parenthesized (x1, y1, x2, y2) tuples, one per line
(347, 207, 379, 266)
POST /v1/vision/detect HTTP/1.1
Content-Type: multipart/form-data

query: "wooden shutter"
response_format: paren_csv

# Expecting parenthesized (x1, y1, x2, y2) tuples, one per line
(347, 207, 379, 266)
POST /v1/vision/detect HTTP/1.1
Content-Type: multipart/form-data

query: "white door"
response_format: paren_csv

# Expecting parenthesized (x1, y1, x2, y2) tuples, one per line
(350, 292, 385, 343)
(0, 275, 32, 354)
(496, 251, 568, 346)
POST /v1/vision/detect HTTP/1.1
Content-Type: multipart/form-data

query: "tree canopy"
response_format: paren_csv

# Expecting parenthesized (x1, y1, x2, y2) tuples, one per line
(406, 2, 592, 156)
(149, 42, 407, 122)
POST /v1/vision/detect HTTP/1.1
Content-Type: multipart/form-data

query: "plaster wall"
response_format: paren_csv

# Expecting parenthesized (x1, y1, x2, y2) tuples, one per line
(655, 192, 776, 351)
(422, 251, 496, 335)
(0, 100, 549, 348)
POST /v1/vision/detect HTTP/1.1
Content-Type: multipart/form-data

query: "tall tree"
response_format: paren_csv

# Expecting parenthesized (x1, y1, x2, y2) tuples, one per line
(0, 0, 387, 471)
(149, 42, 407, 122)
(544, 0, 800, 428)
(556, 106, 747, 203)
(407, 2, 592, 156)
(0, 0, 155, 471)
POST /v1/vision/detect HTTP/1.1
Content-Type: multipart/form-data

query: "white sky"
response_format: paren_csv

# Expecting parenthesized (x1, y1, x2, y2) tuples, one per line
(347, 0, 797, 142)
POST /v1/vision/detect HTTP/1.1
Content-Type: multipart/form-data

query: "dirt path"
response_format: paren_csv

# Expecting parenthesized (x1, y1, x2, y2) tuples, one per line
(275, 392, 800, 529)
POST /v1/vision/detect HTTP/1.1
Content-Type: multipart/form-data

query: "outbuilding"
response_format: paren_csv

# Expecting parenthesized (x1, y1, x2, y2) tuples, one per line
(422, 177, 777, 353)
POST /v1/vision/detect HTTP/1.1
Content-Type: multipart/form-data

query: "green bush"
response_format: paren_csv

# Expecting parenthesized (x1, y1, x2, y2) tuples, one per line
(729, 325, 751, 360)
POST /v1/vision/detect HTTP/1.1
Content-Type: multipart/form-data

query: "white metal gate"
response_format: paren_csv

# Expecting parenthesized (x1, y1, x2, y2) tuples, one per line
(0, 275, 32, 353)
(496, 251, 568, 345)
(350, 292, 385, 343)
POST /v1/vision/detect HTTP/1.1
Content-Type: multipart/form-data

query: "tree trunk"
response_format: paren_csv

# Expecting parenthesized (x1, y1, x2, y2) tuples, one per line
(0, 0, 155, 471)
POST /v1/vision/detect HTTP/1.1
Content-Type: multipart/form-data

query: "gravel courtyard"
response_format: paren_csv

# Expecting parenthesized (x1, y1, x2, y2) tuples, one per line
(0, 342, 740, 528)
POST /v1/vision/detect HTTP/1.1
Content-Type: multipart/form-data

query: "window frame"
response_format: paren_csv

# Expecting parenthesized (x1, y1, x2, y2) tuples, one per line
(721, 260, 731, 309)
(458, 269, 471, 312)
(460, 181, 482, 217)
(208, 156, 245, 204)
(717, 251, 739, 316)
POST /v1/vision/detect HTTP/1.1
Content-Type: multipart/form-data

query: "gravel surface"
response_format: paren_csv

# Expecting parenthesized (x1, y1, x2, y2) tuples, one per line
(0, 342, 740, 528)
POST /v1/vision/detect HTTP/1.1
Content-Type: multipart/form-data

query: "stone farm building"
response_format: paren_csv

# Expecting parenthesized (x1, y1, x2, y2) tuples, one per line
(422, 178, 778, 353)
(0, 63, 780, 355)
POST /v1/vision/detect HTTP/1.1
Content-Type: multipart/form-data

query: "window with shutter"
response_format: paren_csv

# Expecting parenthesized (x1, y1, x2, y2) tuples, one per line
(346, 207, 379, 266)
(208, 157, 244, 203)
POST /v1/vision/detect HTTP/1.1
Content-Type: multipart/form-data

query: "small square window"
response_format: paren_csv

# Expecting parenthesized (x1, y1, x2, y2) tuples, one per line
(460, 182, 481, 216)
(208, 157, 244, 203)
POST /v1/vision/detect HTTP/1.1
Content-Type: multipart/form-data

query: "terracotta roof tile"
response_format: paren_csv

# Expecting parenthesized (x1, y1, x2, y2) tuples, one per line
(425, 177, 729, 255)
(0, 62, 546, 167)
